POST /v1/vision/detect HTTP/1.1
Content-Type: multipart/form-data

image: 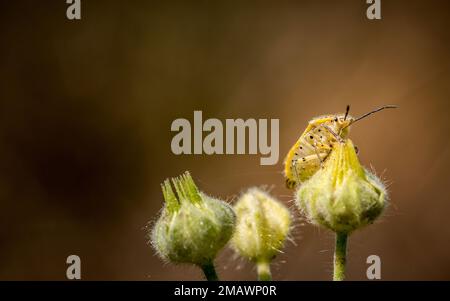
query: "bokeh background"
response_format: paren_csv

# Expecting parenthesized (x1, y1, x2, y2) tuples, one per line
(1, 0, 450, 280)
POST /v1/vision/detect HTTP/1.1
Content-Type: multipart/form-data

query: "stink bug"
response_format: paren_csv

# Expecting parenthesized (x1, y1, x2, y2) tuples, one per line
(284, 105, 397, 189)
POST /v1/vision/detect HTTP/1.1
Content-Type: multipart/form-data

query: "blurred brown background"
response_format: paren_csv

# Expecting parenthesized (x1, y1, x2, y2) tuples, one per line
(0, 0, 449, 280)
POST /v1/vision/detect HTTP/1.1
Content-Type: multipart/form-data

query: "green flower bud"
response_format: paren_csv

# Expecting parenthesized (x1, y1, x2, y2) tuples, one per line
(296, 139, 387, 234)
(151, 172, 235, 270)
(230, 188, 291, 276)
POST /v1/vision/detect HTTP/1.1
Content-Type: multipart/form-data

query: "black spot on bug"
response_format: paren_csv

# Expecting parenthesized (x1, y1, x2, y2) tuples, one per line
(309, 135, 313, 139)
(318, 129, 321, 132)
(302, 158, 306, 162)
(300, 146, 303, 149)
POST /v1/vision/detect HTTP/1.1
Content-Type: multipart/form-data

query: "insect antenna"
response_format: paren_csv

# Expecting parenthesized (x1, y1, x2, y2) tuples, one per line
(344, 105, 350, 121)
(343, 105, 398, 130)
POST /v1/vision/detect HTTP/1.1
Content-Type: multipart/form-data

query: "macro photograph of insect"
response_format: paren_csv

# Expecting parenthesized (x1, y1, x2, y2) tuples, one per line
(284, 104, 397, 189)
(1, 0, 450, 295)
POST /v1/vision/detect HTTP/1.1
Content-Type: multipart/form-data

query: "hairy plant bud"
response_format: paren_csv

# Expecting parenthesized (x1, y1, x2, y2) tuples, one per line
(296, 139, 387, 234)
(151, 172, 235, 267)
(230, 188, 291, 265)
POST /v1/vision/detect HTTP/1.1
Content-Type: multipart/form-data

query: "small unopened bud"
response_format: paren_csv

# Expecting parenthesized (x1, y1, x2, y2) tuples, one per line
(296, 139, 387, 234)
(230, 188, 291, 280)
(151, 172, 235, 271)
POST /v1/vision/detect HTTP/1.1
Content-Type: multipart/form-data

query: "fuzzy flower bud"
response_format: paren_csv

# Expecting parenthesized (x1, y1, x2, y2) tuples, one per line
(296, 139, 387, 234)
(151, 172, 235, 270)
(230, 188, 291, 279)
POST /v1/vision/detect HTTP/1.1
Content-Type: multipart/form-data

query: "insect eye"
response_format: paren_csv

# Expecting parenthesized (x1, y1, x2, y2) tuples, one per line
(334, 117, 338, 122)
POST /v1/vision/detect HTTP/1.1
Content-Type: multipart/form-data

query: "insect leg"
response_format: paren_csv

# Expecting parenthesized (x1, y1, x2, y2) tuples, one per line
(322, 124, 344, 143)
(292, 157, 301, 185)
(312, 143, 324, 168)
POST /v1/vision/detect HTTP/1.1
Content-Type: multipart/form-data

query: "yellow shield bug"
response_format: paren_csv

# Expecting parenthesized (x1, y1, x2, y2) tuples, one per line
(284, 105, 397, 189)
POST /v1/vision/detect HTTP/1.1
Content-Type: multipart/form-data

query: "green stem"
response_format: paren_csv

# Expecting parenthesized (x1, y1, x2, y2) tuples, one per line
(200, 261, 219, 281)
(333, 232, 348, 281)
(256, 261, 272, 281)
